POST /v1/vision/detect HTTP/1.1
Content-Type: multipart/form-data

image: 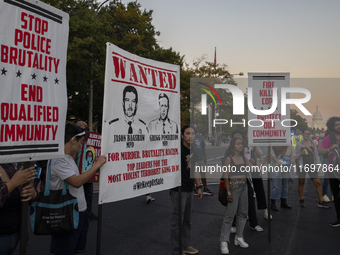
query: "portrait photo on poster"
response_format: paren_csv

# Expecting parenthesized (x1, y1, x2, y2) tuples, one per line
(149, 93, 179, 135)
(109, 85, 148, 135)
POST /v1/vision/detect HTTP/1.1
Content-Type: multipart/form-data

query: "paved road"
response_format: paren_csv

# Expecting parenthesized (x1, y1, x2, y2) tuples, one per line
(14, 143, 338, 254)
(15, 177, 340, 255)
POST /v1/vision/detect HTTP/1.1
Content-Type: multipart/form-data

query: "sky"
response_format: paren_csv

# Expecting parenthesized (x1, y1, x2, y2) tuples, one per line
(121, 0, 340, 122)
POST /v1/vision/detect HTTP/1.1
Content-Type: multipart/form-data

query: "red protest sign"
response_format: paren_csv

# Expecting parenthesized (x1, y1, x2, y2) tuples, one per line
(77, 131, 101, 182)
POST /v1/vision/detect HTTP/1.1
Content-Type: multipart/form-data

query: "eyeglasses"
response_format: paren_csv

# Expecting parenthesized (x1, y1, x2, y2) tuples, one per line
(71, 131, 85, 140)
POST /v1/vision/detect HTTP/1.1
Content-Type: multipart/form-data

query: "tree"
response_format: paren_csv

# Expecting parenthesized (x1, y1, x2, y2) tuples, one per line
(42, 0, 183, 131)
(290, 110, 308, 130)
(180, 56, 244, 136)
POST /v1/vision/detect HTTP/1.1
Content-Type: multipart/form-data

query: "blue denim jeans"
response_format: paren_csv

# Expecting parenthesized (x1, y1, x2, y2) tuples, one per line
(271, 171, 289, 199)
(320, 155, 333, 196)
(0, 232, 20, 255)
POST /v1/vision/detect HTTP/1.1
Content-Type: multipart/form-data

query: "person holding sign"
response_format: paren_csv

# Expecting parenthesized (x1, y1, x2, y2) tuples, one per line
(0, 163, 37, 255)
(75, 120, 98, 221)
(109, 85, 148, 135)
(49, 124, 106, 255)
(170, 125, 202, 255)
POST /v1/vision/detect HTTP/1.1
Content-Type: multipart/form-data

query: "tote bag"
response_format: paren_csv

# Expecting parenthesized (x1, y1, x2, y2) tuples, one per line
(30, 160, 79, 235)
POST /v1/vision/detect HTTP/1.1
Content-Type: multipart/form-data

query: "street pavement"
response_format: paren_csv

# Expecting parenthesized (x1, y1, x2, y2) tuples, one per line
(15, 177, 340, 255)
(14, 143, 340, 255)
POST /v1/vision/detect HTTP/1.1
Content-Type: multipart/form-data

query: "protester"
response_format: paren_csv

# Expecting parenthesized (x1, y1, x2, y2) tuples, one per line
(223, 129, 264, 234)
(270, 146, 296, 210)
(243, 130, 272, 220)
(75, 121, 100, 220)
(292, 129, 303, 149)
(319, 117, 340, 226)
(49, 123, 106, 255)
(295, 128, 330, 208)
(220, 137, 270, 254)
(319, 130, 333, 202)
(192, 125, 213, 196)
(0, 163, 37, 255)
(170, 125, 202, 255)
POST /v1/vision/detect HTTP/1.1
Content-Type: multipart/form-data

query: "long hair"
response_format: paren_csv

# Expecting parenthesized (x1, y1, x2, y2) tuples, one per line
(181, 125, 196, 135)
(226, 137, 244, 157)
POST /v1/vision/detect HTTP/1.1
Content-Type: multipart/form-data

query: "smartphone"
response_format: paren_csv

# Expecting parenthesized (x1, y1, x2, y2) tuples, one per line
(34, 165, 42, 179)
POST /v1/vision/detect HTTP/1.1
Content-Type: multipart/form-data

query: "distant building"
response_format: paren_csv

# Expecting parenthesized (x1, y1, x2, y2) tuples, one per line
(308, 106, 326, 131)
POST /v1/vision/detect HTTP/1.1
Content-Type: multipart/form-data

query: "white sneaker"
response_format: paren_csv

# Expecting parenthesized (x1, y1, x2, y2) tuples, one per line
(323, 195, 331, 202)
(250, 225, 264, 232)
(220, 241, 229, 254)
(146, 195, 155, 203)
(234, 236, 249, 248)
(230, 227, 236, 234)
(264, 210, 272, 220)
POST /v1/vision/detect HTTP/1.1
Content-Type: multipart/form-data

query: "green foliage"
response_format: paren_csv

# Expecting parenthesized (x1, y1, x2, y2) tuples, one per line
(181, 56, 244, 136)
(290, 110, 308, 130)
(41, 0, 183, 131)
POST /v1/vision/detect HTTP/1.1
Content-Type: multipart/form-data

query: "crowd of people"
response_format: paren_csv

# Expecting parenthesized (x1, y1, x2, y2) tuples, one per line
(0, 122, 106, 255)
(175, 117, 340, 255)
(2, 118, 340, 255)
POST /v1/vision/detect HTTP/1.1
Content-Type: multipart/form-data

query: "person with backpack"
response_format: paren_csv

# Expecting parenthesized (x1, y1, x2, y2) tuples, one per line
(295, 128, 330, 208)
(319, 117, 340, 226)
(49, 123, 106, 254)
